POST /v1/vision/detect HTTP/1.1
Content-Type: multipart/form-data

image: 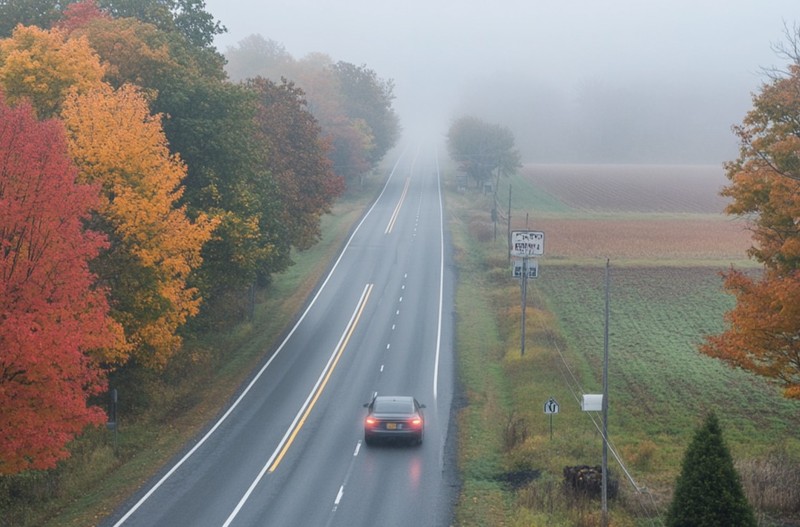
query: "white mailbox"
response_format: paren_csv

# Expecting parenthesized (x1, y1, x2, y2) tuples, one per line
(582, 394, 603, 412)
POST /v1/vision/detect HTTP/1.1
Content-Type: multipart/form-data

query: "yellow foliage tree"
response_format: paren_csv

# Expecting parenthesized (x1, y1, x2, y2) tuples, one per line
(0, 25, 104, 118)
(62, 83, 218, 368)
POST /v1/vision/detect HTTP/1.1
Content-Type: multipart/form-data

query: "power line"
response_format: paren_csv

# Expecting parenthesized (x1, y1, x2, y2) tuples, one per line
(529, 282, 666, 525)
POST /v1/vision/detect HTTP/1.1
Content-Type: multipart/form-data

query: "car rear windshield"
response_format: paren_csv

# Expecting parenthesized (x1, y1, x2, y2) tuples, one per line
(373, 399, 413, 414)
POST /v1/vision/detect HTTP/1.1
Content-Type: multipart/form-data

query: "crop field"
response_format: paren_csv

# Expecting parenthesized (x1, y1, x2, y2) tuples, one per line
(514, 163, 754, 263)
(522, 163, 731, 214)
(514, 163, 799, 442)
(451, 163, 800, 526)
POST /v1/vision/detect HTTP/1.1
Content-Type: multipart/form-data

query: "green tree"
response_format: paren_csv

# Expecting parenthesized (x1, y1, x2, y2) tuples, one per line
(665, 413, 756, 527)
(0, 0, 65, 37)
(447, 116, 521, 189)
(332, 61, 400, 168)
(248, 77, 344, 274)
(97, 0, 224, 50)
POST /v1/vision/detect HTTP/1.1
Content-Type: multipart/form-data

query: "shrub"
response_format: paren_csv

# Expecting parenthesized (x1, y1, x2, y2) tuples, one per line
(665, 412, 757, 527)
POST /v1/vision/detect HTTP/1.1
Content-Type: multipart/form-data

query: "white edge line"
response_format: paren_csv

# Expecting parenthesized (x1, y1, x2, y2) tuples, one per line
(433, 147, 444, 401)
(111, 153, 405, 527)
(221, 284, 372, 527)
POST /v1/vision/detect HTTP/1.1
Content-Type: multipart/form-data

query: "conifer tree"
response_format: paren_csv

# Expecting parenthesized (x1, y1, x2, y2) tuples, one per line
(666, 413, 757, 527)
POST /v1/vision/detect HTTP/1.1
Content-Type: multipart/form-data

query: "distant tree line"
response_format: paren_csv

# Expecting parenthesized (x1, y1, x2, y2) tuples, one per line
(224, 34, 401, 186)
(0, 0, 399, 475)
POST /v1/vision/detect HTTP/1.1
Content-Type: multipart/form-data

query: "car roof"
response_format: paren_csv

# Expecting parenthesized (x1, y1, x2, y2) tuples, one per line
(374, 395, 414, 403)
(371, 396, 417, 413)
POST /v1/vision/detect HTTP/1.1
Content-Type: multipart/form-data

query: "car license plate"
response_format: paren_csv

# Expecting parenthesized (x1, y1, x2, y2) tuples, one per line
(387, 423, 398, 430)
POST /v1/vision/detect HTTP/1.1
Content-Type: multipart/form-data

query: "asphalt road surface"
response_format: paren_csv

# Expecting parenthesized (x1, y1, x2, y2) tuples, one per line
(102, 146, 458, 527)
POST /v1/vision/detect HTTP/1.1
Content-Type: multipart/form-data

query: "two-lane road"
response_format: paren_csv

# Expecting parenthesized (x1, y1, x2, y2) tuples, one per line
(103, 145, 456, 527)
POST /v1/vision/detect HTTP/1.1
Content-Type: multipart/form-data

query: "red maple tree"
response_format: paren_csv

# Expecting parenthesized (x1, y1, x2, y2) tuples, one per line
(56, 0, 110, 33)
(0, 94, 121, 474)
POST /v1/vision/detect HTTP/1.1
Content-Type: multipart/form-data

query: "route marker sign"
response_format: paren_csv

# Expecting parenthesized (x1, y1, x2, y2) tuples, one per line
(544, 397, 559, 414)
(511, 230, 544, 257)
(544, 396, 559, 440)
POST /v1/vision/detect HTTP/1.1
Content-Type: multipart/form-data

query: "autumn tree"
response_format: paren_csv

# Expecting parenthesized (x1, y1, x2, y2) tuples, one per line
(248, 77, 344, 273)
(666, 413, 756, 527)
(61, 83, 217, 369)
(0, 24, 105, 118)
(0, 94, 122, 474)
(447, 115, 522, 189)
(701, 26, 800, 399)
(55, 0, 110, 33)
(66, 15, 277, 314)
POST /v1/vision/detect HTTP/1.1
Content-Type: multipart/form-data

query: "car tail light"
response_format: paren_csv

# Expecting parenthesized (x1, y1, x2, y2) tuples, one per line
(411, 417, 422, 427)
(365, 417, 377, 427)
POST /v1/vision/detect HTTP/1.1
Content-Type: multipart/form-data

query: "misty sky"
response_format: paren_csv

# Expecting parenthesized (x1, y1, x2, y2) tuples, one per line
(203, 0, 798, 164)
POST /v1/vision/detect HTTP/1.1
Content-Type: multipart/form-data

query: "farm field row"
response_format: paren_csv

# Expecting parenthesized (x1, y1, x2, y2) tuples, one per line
(533, 265, 799, 453)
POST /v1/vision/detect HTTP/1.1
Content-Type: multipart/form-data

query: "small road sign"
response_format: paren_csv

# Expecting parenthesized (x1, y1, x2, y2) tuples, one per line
(544, 397, 559, 414)
(511, 230, 544, 257)
(513, 258, 538, 279)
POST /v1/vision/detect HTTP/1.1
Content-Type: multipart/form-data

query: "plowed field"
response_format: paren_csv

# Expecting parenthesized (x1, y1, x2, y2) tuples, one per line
(517, 164, 753, 262)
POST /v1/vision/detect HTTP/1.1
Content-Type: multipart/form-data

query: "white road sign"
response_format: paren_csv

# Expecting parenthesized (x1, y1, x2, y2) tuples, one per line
(512, 258, 538, 279)
(511, 230, 544, 257)
(544, 397, 559, 414)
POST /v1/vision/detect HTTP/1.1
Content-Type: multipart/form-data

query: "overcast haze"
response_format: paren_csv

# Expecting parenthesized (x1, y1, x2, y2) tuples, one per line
(203, 0, 798, 164)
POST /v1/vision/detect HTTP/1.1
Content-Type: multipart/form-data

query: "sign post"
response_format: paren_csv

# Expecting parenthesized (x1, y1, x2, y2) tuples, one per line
(544, 397, 559, 440)
(511, 231, 544, 356)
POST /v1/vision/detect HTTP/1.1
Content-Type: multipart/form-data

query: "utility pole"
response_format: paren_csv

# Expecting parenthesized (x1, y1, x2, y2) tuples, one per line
(507, 185, 512, 264)
(520, 257, 528, 356)
(602, 259, 610, 527)
(511, 229, 543, 356)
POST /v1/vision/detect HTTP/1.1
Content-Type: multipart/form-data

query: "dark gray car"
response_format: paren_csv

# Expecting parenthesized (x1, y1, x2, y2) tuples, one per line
(363, 395, 425, 445)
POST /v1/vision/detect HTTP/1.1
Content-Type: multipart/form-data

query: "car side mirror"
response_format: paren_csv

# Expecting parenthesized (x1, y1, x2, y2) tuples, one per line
(419, 404, 426, 409)
(363, 403, 370, 408)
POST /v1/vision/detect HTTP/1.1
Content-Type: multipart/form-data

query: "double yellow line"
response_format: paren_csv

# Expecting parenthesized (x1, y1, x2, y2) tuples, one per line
(385, 177, 411, 234)
(268, 283, 374, 472)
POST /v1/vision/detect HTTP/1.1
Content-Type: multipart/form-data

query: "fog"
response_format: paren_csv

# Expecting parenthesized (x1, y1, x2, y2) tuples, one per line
(203, 0, 797, 164)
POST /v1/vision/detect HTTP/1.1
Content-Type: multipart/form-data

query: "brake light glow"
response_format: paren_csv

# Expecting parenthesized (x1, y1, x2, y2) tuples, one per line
(365, 417, 377, 427)
(411, 417, 422, 427)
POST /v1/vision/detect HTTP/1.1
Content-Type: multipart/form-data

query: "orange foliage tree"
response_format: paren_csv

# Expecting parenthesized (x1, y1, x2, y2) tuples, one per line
(0, 24, 104, 118)
(61, 83, 217, 369)
(0, 94, 122, 474)
(701, 33, 800, 399)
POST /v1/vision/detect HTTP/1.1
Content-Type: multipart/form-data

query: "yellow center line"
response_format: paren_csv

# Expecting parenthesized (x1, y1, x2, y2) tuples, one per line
(268, 283, 374, 472)
(385, 177, 411, 234)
